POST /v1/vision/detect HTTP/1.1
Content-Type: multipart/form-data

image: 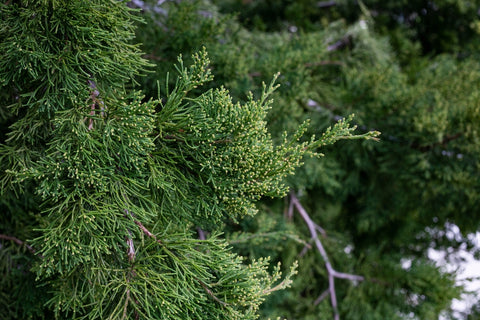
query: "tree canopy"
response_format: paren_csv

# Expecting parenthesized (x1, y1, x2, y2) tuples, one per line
(1, 1, 479, 319)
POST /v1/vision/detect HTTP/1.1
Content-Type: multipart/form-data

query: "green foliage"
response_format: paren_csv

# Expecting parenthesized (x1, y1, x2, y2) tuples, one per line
(213, 0, 480, 56)
(0, 0, 148, 115)
(3, 0, 479, 319)
(131, 1, 479, 319)
(0, 1, 380, 319)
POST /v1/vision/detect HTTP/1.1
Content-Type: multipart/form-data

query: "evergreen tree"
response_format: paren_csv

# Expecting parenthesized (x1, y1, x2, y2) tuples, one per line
(131, 1, 480, 319)
(0, 1, 377, 319)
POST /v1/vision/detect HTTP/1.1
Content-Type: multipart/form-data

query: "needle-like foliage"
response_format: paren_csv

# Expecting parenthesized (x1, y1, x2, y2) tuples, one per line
(0, 1, 378, 319)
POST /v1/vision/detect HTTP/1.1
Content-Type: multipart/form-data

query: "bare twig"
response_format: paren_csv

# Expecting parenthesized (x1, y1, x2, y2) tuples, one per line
(314, 222, 327, 236)
(314, 289, 330, 305)
(134, 220, 163, 245)
(317, 1, 337, 8)
(0, 234, 36, 254)
(299, 245, 310, 257)
(122, 205, 163, 245)
(134, 220, 154, 238)
(291, 192, 364, 320)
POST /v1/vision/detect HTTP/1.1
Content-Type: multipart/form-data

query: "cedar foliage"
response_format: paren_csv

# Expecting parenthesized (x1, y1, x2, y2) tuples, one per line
(132, 0, 480, 319)
(0, 1, 378, 319)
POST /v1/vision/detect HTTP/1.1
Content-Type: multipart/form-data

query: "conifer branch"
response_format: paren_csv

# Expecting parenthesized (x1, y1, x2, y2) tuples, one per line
(122, 289, 131, 320)
(262, 277, 294, 295)
(122, 266, 139, 320)
(290, 192, 364, 319)
(130, 217, 230, 308)
(0, 234, 36, 254)
(196, 278, 230, 307)
(134, 220, 163, 245)
(129, 217, 230, 308)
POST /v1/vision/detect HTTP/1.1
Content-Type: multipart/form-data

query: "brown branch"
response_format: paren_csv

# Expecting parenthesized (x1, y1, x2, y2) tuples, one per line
(196, 278, 229, 307)
(88, 103, 96, 130)
(0, 234, 36, 254)
(134, 220, 154, 238)
(290, 192, 364, 320)
(122, 263, 139, 320)
(442, 133, 462, 145)
(134, 220, 163, 245)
